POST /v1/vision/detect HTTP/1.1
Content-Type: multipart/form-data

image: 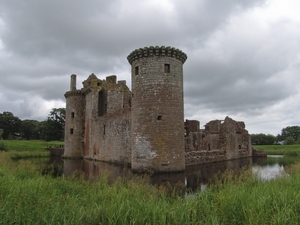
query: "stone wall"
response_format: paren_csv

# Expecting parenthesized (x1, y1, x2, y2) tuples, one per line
(185, 116, 252, 166)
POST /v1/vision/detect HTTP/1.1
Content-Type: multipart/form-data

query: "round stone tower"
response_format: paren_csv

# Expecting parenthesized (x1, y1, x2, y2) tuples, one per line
(63, 74, 84, 158)
(127, 46, 187, 173)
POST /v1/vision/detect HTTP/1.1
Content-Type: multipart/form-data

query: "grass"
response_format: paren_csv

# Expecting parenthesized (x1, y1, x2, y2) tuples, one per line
(1, 151, 300, 224)
(1, 139, 63, 151)
(254, 144, 300, 156)
(0, 140, 63, 160)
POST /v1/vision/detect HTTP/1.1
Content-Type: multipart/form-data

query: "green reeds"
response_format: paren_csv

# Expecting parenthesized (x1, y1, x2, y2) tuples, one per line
(1, 152, 300, 224)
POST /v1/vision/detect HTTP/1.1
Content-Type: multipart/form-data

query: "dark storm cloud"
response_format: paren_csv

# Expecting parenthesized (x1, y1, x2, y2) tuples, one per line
(0, 0, 299, 134)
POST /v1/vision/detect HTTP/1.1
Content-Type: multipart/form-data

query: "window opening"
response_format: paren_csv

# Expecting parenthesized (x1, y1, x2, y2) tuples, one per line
(70, 128, 74, 134)
(135, 66, 139, 75)
(103, 125, 106, 135)
(98, 90, 107, 116)
(164, 64, 170, 73)
(157, 115, 162, 120)
(71, 112, 75, 118)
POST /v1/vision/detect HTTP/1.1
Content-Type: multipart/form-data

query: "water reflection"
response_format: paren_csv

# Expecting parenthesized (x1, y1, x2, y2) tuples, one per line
(39, 155, 298, 192)
(252, 164, 286, 181)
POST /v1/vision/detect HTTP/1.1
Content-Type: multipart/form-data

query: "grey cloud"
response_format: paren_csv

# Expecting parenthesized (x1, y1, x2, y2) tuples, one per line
(0, 0, 299, 135)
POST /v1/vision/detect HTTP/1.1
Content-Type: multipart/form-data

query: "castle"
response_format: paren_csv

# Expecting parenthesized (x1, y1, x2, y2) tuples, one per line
(64, 46, 253, 173)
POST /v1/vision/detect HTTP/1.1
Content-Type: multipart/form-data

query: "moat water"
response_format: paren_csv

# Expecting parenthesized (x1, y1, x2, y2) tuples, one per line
(28, 154, 299, 192)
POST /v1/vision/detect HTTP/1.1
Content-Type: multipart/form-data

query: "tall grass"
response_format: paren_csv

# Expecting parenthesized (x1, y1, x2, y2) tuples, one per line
(1, 151, 300, 224)
(255, 144, 300, 156)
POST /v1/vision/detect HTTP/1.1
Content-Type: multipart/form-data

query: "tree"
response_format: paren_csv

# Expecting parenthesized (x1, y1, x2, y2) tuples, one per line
(278, 126, 300, 142)
(285, 136, 295, 145)
(41, 108, 66, 141)
(251, 133, 276, 145)
(20, 120, 41, 140)
(0, 112, 21, 139)
(296, 134, 300, 144)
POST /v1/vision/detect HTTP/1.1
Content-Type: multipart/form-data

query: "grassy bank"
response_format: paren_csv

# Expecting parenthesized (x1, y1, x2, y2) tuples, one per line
(0, 140, 63, 160)
(0, 140, 63, 152)
(1, 152, 300, 224)
(254, 144, 300, 156)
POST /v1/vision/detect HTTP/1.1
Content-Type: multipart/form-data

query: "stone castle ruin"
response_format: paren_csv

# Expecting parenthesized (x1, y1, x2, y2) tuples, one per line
(64, 46, 253, 173)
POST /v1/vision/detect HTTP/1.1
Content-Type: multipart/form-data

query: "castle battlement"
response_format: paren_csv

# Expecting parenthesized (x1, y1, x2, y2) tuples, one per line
(127, 46, 188, 64)
(64, 90, 84, 98)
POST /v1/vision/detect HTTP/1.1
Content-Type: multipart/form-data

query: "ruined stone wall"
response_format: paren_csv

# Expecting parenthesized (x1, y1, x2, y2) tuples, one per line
(185, 130, 227, 166)
(185, 117, 252, 166)
(184, 120, 200, 136)
(128, 46, 187, 172)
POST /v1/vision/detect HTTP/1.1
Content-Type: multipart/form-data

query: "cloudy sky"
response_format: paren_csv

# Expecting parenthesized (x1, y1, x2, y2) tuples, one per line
(0, 0, 299, 135)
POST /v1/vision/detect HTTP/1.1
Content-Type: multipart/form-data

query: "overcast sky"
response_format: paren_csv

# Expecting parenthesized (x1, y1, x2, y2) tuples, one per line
(0, 0, 299, 135)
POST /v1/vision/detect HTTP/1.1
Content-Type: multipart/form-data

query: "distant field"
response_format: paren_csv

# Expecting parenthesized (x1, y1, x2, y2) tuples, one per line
(254, 144, 300, 156)
(1, 140, 64, 152)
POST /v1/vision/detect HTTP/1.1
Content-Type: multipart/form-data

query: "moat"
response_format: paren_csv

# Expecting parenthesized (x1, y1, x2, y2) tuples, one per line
(32, 155, 294, 192)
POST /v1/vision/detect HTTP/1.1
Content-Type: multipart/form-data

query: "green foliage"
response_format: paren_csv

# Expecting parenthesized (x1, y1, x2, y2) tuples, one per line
(20, 119, 41, 140)
(297, 134, 300, 144)
(0, 142, 8, 151)
(278, 126, 300, 142)
(40, 108, 65, 141)
(285, 136, 295, 145)
(0, 108, 65, 141)
(1, 155, 300, 224)
(251, 133, 276, 145)
(0, 111, 21, 139)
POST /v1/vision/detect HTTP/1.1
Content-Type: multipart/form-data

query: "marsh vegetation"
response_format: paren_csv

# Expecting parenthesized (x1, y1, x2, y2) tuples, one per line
(1, 141, 300, 224)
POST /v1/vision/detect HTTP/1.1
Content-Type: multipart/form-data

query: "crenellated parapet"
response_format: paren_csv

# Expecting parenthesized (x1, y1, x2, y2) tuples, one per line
(64, 90, 84, 98)
(127, 46, 187, 64)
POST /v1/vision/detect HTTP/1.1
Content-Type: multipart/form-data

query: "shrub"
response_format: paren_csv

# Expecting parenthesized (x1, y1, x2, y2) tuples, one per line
(0, 142, 8, 151)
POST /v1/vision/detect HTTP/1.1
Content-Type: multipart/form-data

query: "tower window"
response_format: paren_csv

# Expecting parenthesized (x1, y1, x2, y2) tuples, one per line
(164, 64, 170, 73)
(103, 125, 106, 135)
(135, 66, 139, 75)
(70, 128, 74, 134)
(98, 90, 107, 116)
(71, 112, 75, 118)
(157, 115, 162, 120)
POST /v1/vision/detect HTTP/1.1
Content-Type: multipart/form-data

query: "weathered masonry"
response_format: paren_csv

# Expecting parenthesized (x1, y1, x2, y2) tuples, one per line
(64, 46, 256, 173)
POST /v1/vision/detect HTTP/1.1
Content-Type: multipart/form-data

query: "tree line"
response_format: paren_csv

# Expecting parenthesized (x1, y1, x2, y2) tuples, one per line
(0, 108, 65, 141)
(251, 126, 300, 145)
(1, 108, 299, 145)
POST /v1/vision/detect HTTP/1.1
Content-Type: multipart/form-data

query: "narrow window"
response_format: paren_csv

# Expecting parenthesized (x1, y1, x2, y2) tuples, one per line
(71, 112, 75, 118)
(70, 128, 74, 134)
(157, 115, 162, 120)
(98, 90, 107, 116)
(135, 66, 139, 75)
(103, 125, 106, 135)
(164, 64, 170, 73)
